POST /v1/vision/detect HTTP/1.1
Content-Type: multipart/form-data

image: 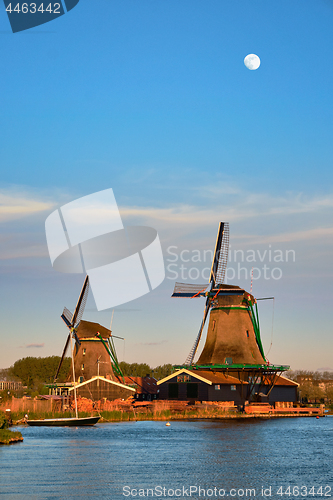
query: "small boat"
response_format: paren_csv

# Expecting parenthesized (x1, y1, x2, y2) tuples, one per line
(27, 416, 100, 427)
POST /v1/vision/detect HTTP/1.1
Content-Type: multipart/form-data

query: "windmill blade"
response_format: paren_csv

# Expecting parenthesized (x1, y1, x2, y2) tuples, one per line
(71, 275, 89, 328)
(61, 307, 73, 328)
(184, 298, 211, 365)
(110, 309, 114, 330)
(172, 282, 209, 297)
(54, 333, 71, 382)
(111, 334, 124, 340)
(210, 222, 229, 286)
(72, 330, 81, 348)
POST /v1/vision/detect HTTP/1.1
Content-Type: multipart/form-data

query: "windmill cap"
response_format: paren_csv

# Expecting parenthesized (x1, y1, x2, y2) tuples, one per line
(76, 320, 111, 339)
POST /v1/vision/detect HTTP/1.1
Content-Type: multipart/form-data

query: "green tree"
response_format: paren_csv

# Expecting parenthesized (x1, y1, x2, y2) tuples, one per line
(300, 382, 324, 403)
(0, 368, 10, 381)
(119, 362, 152, 377)
(118, 362, 175, 379)
(152, 364, 174, 380)
(8, 356, 71, 390)
(324, 385, 333, 403)
(0, 411, 9, 429)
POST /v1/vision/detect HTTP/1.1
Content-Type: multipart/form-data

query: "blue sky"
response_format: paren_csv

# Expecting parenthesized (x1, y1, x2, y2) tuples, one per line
(0, 0, 332, 371)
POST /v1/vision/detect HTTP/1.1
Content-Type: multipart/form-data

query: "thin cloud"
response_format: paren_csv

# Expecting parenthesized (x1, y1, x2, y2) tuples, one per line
(0, 189, 55, 222)
(135, 340, 168, 346)
(234, 227, 333, 245)
(120, 191, 333, 227)
(1, 185, 332, 263)
(26, 343, 44, 348)
(0, 244, 48, 261)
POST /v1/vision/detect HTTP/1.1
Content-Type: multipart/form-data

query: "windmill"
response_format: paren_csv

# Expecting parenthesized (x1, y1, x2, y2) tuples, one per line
(54, 275, 125, 389)
(53, 275, 89, 384)
(172, 222, 288, 401)
(28, 276, 135, 426)
(172, 222, 231, 365)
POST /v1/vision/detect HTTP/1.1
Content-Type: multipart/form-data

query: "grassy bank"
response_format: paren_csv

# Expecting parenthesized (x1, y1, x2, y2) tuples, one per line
(10, 407, 239, 424)
(0, 409, 23, 444)
(9, 404, 328, 425)
(0, 429, 23, 445)
(99, 408, 242, 422)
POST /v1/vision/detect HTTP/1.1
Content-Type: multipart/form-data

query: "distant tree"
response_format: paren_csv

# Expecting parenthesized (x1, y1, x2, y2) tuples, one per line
(287, 370, 333, 383)
(284, 371, 297, 382)
(299, 382, 324, 403)
(0, 410, 9, 429)
(0, 368, 10, 381)
(325, 385, 333, 403)
(119, 362, 152, 377)
(8, 356, 71, 390)
(118, 362, 175, 379)
(152, 364, 174, 380)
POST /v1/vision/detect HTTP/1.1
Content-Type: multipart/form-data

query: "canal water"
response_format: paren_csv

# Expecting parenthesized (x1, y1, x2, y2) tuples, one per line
(1, 417, 332, 500)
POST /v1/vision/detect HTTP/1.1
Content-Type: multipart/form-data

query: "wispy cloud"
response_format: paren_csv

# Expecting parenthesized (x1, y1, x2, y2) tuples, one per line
(26, 343, 44, 348)
(234, 227, 333, 245)
(121, 191, 333, 224)
(1, 185, 332, 263)
(0, 188, 55, 222)
(135, 340, 168, 346)
(0, 242, 48, 261)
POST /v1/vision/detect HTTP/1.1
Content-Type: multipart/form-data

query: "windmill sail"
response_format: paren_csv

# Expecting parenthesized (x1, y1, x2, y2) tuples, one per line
(53, 333, 71, 382)
(61, 307, 73, 327)
(172, 282, 209, 297)
(56, 276, 90, 382)
(184, 300, 211, 365)
(176, 222, 230, 365)
(210, 222, 229, 286)
(71, 275, 89, 327)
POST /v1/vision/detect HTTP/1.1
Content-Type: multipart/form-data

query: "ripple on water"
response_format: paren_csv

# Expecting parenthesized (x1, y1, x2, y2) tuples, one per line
(1, 418, 332, 500)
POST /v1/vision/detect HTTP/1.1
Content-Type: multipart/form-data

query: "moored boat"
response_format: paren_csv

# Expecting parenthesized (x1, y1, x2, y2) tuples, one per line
(27, 416, 100, 427)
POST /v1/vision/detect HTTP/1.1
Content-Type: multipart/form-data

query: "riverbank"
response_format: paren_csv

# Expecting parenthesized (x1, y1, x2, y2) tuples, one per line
(8, 404, 327, 425)
(0, 429, 23, 445)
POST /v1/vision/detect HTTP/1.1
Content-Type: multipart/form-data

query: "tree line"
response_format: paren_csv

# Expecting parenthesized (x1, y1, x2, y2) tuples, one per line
(0, 356, 72, 396)
(5, 358, 331, 404)
(0, 357, 175, 395)
(118, 362, 174, 379)
(285, 370, 333, 403)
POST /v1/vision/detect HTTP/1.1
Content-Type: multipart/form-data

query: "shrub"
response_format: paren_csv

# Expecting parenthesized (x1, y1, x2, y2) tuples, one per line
(0, 411, 9, 429)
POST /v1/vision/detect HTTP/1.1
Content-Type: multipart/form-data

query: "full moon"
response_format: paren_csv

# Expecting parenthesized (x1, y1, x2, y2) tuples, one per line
(244, 54, 261, 70)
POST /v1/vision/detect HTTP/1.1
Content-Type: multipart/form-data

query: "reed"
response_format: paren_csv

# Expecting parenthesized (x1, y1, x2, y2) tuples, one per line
(10, 405, 241, 425)
(11, 410, 94, 422)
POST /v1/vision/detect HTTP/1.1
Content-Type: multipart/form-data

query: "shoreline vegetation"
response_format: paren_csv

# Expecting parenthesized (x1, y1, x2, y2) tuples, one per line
(6, 403, 329, 427)
(0, 429, 23, 445)
(0, 400, 329, 443)
(0, 411, 23, 444)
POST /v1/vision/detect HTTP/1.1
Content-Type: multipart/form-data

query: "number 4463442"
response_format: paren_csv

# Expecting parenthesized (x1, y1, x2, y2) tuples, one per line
(6, 3, 61, 14)
(277, 486, 331, 497)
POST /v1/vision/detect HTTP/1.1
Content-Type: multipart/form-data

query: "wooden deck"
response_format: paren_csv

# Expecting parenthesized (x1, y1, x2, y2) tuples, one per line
(245, 403, 324, 416)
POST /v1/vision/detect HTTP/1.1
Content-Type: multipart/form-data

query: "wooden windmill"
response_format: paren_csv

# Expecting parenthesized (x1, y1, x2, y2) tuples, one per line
(172, 222, 288, 401)
(54, 276, 124, 387)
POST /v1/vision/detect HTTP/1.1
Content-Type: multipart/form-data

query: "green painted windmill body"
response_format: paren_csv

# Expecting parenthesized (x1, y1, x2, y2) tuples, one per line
(196, 286, 266, 367)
